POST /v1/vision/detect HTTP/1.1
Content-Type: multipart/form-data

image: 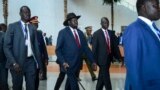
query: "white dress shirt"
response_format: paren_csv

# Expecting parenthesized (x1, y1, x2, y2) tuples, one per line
(21, 21, 33, 57)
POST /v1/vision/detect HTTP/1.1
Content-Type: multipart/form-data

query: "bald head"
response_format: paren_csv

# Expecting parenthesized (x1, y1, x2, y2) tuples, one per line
(101, 17, 109, 30)
(19, 6, 31, 23)
(136, 0, 160, 21)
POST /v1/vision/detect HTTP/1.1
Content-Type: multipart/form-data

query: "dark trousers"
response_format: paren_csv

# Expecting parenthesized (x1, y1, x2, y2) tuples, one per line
(10, 57, 37, 90)
(35, 69, 39, 90)
(75, 60, 83, 79)
(54, 71, 65, 90)
(84, 58, 96, 78)
(121, 57, 124, 67)
(65, 68, 79, 90)
(96, 65, 112, 90)
(54, 67, 81, 90)
(0, 62, 9, 90)
(41, 60, 47, 79)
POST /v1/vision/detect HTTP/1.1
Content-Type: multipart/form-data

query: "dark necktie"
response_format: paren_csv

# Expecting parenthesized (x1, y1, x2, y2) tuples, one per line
(24, 24, 28, 56)
(105, 30, 111, 54)
(152, 23, 160, 38)
(73, 30, 81, 48)
(24, 24, 28, 40)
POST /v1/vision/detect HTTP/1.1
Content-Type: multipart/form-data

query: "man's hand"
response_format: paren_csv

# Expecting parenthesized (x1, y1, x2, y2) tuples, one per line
(13, 63, 22, 74)
(92, 63, 97, 71)
(63, 62, 69, 71)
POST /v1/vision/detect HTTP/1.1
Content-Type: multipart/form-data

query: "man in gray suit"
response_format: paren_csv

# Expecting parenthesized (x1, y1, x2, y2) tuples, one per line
(4, 6, 42, 90)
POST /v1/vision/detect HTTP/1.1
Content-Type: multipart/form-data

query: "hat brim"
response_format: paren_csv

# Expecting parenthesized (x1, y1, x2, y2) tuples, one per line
(63, 16, 81, 26)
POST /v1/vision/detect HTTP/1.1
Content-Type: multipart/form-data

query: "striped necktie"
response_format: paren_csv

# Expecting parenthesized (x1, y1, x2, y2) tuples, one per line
(152, 23, 160, 38)
(24, 24, 28, 40)
(105, 30, 111, 54)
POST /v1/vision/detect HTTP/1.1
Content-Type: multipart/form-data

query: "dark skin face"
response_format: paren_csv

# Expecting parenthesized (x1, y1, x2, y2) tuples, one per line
(141, 0, 160, 21)
(0, 24, 7, 32)
(68, 18, 78, 29)
(101, 17, 109, 30)
(20, 6, 31, 23)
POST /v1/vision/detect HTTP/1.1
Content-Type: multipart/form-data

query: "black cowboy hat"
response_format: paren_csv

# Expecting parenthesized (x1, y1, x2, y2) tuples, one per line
(63, 12, 81, 26)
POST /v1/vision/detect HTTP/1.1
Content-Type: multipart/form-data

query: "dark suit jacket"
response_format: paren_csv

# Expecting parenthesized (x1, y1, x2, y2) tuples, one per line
(45, 37, 49, 45)
(36, 30, 48, 61)
(56, 27, 94, 72)
(0, 31, 6, 62)
(92, 29, 116, 66)
(123, 18, 160, 90)
(4, 21, 42, 69)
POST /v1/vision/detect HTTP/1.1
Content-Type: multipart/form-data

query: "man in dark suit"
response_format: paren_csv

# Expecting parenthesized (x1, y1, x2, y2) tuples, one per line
(3, 6, 42, 90)
(30, 16, 49, 90)
(56, 12, 97, 90)
(123, 0, 160, 90)
(0, 24, 9, 90)
(92, 17, 117, 90)
(43, 33, 49, 45)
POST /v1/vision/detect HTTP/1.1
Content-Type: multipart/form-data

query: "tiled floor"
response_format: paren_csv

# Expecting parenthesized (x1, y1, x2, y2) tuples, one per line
(8, 62, 126, 90)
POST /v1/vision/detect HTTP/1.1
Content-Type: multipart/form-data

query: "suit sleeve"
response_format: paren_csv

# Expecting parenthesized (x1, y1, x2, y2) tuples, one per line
(123, 27, 143, 90)
(92, 32, 98, 64)
(3, 24, 16, 65)
(34, 29, 43, 69)
(40, 32, 49, 60)
(55, 31, 65, 65)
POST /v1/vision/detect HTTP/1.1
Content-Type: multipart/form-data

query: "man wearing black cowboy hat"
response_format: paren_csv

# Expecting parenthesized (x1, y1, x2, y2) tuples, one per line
(56, 12, 97, 90)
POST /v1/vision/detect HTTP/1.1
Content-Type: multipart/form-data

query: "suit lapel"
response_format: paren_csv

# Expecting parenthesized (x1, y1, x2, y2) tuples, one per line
(138, 19, 160, 47)
(100, 29, 105, 40)
(66, 27, 81, 48)
(66, 27, 75, 41)
(77, 29, 82, 42)
(66, 27, 78, 46)
(17, 21, 26, 40)
(100, 29, 108, 48)
(108, 30, 112, 38)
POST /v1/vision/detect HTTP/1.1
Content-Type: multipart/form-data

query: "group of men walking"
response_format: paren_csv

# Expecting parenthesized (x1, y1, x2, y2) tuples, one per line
(1, 0, 160, 90)
(0, 5, 118, 90)
(55, 12, 119, 90)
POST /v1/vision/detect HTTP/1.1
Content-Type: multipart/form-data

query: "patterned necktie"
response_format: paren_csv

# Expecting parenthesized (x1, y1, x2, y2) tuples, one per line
(24, 24, 28, 56)
(105, 30, 111, 54)
(73, 30, 81, 48)
(152, 23, 160, 38)
(24, 24, 28, 40)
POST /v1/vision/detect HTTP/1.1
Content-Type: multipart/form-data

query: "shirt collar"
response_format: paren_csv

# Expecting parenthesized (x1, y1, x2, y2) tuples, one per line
(69, 26, 77, 32)
(20, 20, 29, 27)
(102, 28, 108, 32)
(138, 16, 153, 26)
